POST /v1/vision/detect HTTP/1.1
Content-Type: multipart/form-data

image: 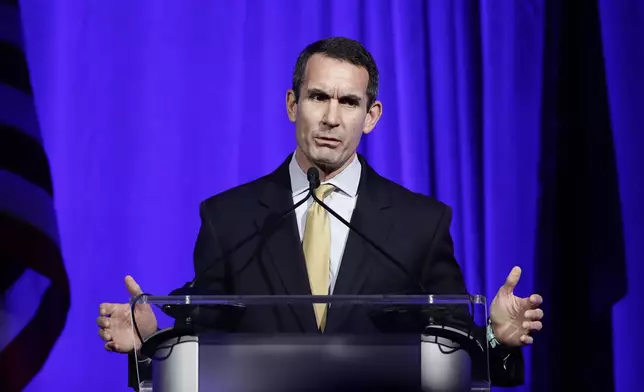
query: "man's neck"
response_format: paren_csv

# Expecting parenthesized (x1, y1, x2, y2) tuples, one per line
(294, 148, 356, 182)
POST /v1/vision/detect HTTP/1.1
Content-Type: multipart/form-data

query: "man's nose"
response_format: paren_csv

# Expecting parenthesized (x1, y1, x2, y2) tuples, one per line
(322, 100, 340, 128)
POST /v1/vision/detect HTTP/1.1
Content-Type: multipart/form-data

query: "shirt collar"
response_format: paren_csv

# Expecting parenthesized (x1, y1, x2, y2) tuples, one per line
(289, 152, 361, 198)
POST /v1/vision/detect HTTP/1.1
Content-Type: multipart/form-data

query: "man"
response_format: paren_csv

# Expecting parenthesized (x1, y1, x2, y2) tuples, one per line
(97, 37, 543, 387)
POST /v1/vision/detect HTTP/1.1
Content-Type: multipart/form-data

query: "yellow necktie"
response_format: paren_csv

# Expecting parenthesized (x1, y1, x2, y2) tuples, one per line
(302, 183, 336, 331)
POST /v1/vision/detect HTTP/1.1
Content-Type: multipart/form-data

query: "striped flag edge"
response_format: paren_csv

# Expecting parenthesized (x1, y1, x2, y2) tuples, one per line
(0, 2, 71, 391)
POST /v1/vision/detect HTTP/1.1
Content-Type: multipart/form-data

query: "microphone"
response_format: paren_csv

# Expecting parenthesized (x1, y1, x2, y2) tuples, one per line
(307, 166, 320, 190)
(307, 167, 479, 346)
(306, 166, 426, 293)
(160, 172, 318, 324)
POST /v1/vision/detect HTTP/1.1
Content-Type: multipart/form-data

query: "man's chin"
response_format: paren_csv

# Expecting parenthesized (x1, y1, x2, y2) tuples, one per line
(310, 155, 346, 174)
(310, 152, 339, 165)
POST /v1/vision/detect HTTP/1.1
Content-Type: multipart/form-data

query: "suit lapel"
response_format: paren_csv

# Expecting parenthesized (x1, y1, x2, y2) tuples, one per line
(326, 157, 395, 332)
(253, 157, 318, 332)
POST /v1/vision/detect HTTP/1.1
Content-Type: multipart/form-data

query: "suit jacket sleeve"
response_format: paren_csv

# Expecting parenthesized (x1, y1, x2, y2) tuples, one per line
(422, 203, 524, 387)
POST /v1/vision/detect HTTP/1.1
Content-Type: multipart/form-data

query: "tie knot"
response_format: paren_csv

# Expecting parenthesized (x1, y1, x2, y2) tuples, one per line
(314, 184, 335, 200)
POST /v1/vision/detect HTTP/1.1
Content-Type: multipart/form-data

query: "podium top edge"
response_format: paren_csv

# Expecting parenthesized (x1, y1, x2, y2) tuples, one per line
(131, 294, 486, 306)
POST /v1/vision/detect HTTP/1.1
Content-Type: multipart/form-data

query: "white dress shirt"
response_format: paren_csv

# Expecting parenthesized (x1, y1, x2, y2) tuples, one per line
(289, 153, 361, 294)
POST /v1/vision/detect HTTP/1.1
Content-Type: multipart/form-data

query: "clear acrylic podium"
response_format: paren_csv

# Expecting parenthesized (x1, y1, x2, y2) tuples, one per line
(131, 294, 491, 392)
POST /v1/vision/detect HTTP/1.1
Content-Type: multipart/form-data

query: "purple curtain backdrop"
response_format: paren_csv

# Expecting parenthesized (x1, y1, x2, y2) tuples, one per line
(7, 0, 642, 391)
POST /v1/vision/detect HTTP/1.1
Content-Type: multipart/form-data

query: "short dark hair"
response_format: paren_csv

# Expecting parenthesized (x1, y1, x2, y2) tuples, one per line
(292, 37, 379, 109)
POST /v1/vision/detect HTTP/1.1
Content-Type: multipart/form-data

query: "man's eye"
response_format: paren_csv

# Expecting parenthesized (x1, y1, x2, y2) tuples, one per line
(311, 94, 327, 101)
(340, 99, 359, 107)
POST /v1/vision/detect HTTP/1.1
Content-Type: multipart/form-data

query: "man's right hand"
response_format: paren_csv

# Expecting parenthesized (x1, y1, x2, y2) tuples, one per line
(97, 275, 158, 353)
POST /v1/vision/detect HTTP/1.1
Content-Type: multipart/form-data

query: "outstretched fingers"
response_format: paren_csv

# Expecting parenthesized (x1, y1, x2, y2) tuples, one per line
(99, 303, 119, 317)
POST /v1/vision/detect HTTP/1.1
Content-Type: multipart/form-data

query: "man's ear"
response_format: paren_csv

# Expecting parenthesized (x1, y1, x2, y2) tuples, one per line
(363, 100, 383, 134)
(286, 89, 298, 123)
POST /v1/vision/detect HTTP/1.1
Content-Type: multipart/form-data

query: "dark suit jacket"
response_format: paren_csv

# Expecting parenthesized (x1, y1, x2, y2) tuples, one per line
(130, 154, 523, 388)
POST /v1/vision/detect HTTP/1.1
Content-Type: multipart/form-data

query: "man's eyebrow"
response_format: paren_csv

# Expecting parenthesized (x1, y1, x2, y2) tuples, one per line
(340, 94, 362, 102)
(307, 88, 330, 96)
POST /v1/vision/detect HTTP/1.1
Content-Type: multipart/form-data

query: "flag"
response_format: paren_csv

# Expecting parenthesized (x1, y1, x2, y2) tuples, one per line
(532, 0, 628, 390)
(0, 0, 71, 391)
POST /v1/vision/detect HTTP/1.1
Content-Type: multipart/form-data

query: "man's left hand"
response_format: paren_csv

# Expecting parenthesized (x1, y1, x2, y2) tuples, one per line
(489, 266, 544, 347)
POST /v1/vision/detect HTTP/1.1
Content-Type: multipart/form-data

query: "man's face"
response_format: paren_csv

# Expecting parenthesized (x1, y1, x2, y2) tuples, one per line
(286, 54, 382, 173)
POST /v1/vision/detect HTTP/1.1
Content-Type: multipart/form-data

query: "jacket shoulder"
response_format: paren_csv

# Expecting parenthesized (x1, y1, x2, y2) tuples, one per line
(377, 174, 452, 216)
(199, 173, 271, 212)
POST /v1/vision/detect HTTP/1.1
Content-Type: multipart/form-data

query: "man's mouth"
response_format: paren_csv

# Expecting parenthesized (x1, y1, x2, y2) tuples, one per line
(314, 136, 341, 146)
(315, 136, 340, 143)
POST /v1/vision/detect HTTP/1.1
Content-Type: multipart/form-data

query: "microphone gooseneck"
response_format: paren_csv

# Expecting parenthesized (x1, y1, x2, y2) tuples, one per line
(161, 170, 319, 321)
(306, 167, 426, 293)
(305, 168, 478, 351)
